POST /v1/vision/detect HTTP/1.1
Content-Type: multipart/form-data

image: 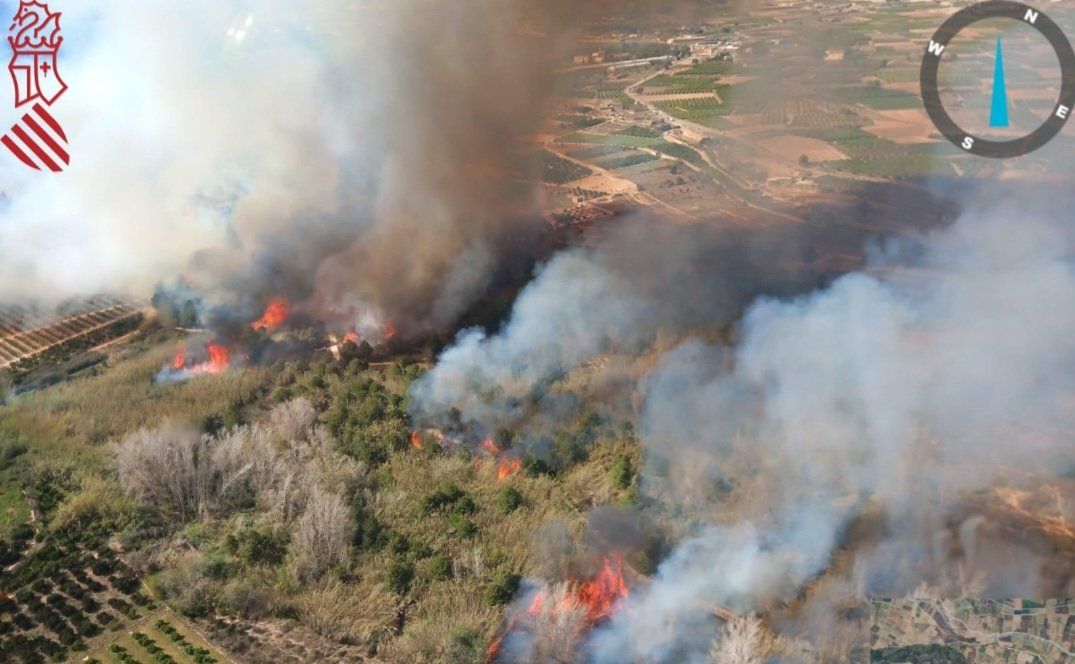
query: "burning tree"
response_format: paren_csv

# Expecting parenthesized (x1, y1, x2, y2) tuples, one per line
(251, 298, 291, 331)
(489, 553, 630, 663)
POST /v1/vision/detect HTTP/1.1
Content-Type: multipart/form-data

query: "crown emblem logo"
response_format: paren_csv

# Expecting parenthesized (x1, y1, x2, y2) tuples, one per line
(1, 0, 69, 171)
(8, 0, 66, 107)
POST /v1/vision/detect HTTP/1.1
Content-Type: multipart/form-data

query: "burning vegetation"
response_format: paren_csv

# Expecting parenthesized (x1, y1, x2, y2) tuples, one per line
(250, 298, 290, 331)
(489, 552, 631, 662)
(161, 342, 231, 381)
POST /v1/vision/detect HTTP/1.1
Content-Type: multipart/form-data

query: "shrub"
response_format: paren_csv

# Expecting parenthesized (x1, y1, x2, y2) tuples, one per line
(496, 486, 523, 514)
(447, 514, 477, 538)
(610, 455, 633, 490)
(427, 555, 452, 582)
(386, 558, 414, 594)
(450, 495, 476, 516)
(225, 527, 287, 566)
(420, 485, 465, 514)
(351, 495, 387, 551)
(484, 571, 521, 606)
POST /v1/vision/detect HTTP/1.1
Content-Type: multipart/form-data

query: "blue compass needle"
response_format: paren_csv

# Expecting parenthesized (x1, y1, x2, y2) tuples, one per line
(989, 34, 1010, 127)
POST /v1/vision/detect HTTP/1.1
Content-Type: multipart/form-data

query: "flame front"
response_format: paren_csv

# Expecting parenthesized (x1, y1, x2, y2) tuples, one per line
(204, 342, 230, 373)
(162, 342, 230, 380)
(410, 431, 425, 450)
(995, 484, 1075, 542)
(488, 552, 630, 662)
(527, 552, 628, 624)
(497, 457, 521, 480)
(171, 346, 186, 370)
(251, 298, 290, 330)
(575, 553, 629, 623)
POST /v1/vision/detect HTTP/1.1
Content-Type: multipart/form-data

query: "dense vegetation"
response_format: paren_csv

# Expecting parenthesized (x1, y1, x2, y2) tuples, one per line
(0, 333, 643, 662)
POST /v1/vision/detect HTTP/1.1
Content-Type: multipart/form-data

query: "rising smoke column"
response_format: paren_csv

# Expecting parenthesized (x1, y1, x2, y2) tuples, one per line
(0, 0, 582, 337)
(412, 185, 1075, 660)
(586, 189, 1075, 661)
(408, 218, 826, 435)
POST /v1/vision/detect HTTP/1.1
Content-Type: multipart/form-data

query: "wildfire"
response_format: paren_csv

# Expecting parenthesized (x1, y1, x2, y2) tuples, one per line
(497, 457, 522, 480)
(384, 322, 397, 340)
(343, 329, 360, 345)
(172, 346, 186, 370)
(995, 485, 1075, 542)
(166, 342, 230, 377)
(205, 342, 230, 372)
(487, 552, 630, 662)
(250, 298, 290, 331)
(525, 553, 629, 624)
(410, 431, 425, 450)
(574, 553, 630, 623)
(479, 438, 520, 481)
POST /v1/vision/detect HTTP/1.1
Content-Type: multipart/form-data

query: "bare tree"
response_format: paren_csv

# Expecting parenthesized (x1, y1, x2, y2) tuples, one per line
(270, 396, 316, 442)
(114, 424, 215, 520)
(709, 615, 768, 664)
(114, 399, 350, 523)
(290, 484, 353, 581)
(526, 583, 587, 664)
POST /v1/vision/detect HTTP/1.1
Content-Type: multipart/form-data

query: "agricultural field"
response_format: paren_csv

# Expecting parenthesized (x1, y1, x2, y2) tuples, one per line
(542, 151, 593, 185)
(93, 613, 226, 664)
(759, 99, 861, 129)
(0, 524, 160, 663)
(653, 96, 730, 127)
(871, 67, 918, 85)
(597, 152, 659, 171)
(825, 86, 921, 111)
(614, 125, 661, 139)
(556, 132, 663, 148)
(802, 127, 949, 179)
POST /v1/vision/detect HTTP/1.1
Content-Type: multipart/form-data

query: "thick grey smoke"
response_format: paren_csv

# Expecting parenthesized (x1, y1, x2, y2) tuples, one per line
(414, 184, 1075, 660)
(0, 0, 580, 336)
(409, 218, 827, 434)
(586, 190, 1075, 661)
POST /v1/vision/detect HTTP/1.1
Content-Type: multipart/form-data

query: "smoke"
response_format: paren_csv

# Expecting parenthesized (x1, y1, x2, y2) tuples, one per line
(0, 0, 582, 336)
(585, 188, 1075, 661)
(413, 179, 1075, 659)
(408, 217, 831, 435)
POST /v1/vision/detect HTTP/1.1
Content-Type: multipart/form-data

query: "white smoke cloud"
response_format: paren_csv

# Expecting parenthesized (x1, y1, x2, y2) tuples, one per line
(587, 191, 1075, 660)
(0, 1, 366, 299)
(414, 183, 1075, 660)
(0, 0, 579, 337)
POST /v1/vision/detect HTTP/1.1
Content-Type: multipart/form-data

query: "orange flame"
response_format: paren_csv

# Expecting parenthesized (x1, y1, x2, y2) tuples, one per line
(576, 553, 629, 623)
(486, 637, 504, 663)
(481, 438, 501, 455)
(497, 457, 522, 481)
(343, 329, 360, 344)
(383, 322, 397, 340)
(162, 342, 230, 379)
(410, 431, 425, 450)
(202, 342, 231, 374)
(529, 553, 628, 623)
(172, 346, 186, 370)
(488, 552, 630, 661)
(251, 298, 290, 330)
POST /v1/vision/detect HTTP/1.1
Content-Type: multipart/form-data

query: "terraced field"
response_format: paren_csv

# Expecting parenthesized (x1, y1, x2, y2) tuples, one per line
(0, 297, 143, 370)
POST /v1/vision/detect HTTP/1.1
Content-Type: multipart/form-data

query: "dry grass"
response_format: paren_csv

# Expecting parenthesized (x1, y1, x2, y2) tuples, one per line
(0, 337, 272, 467)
